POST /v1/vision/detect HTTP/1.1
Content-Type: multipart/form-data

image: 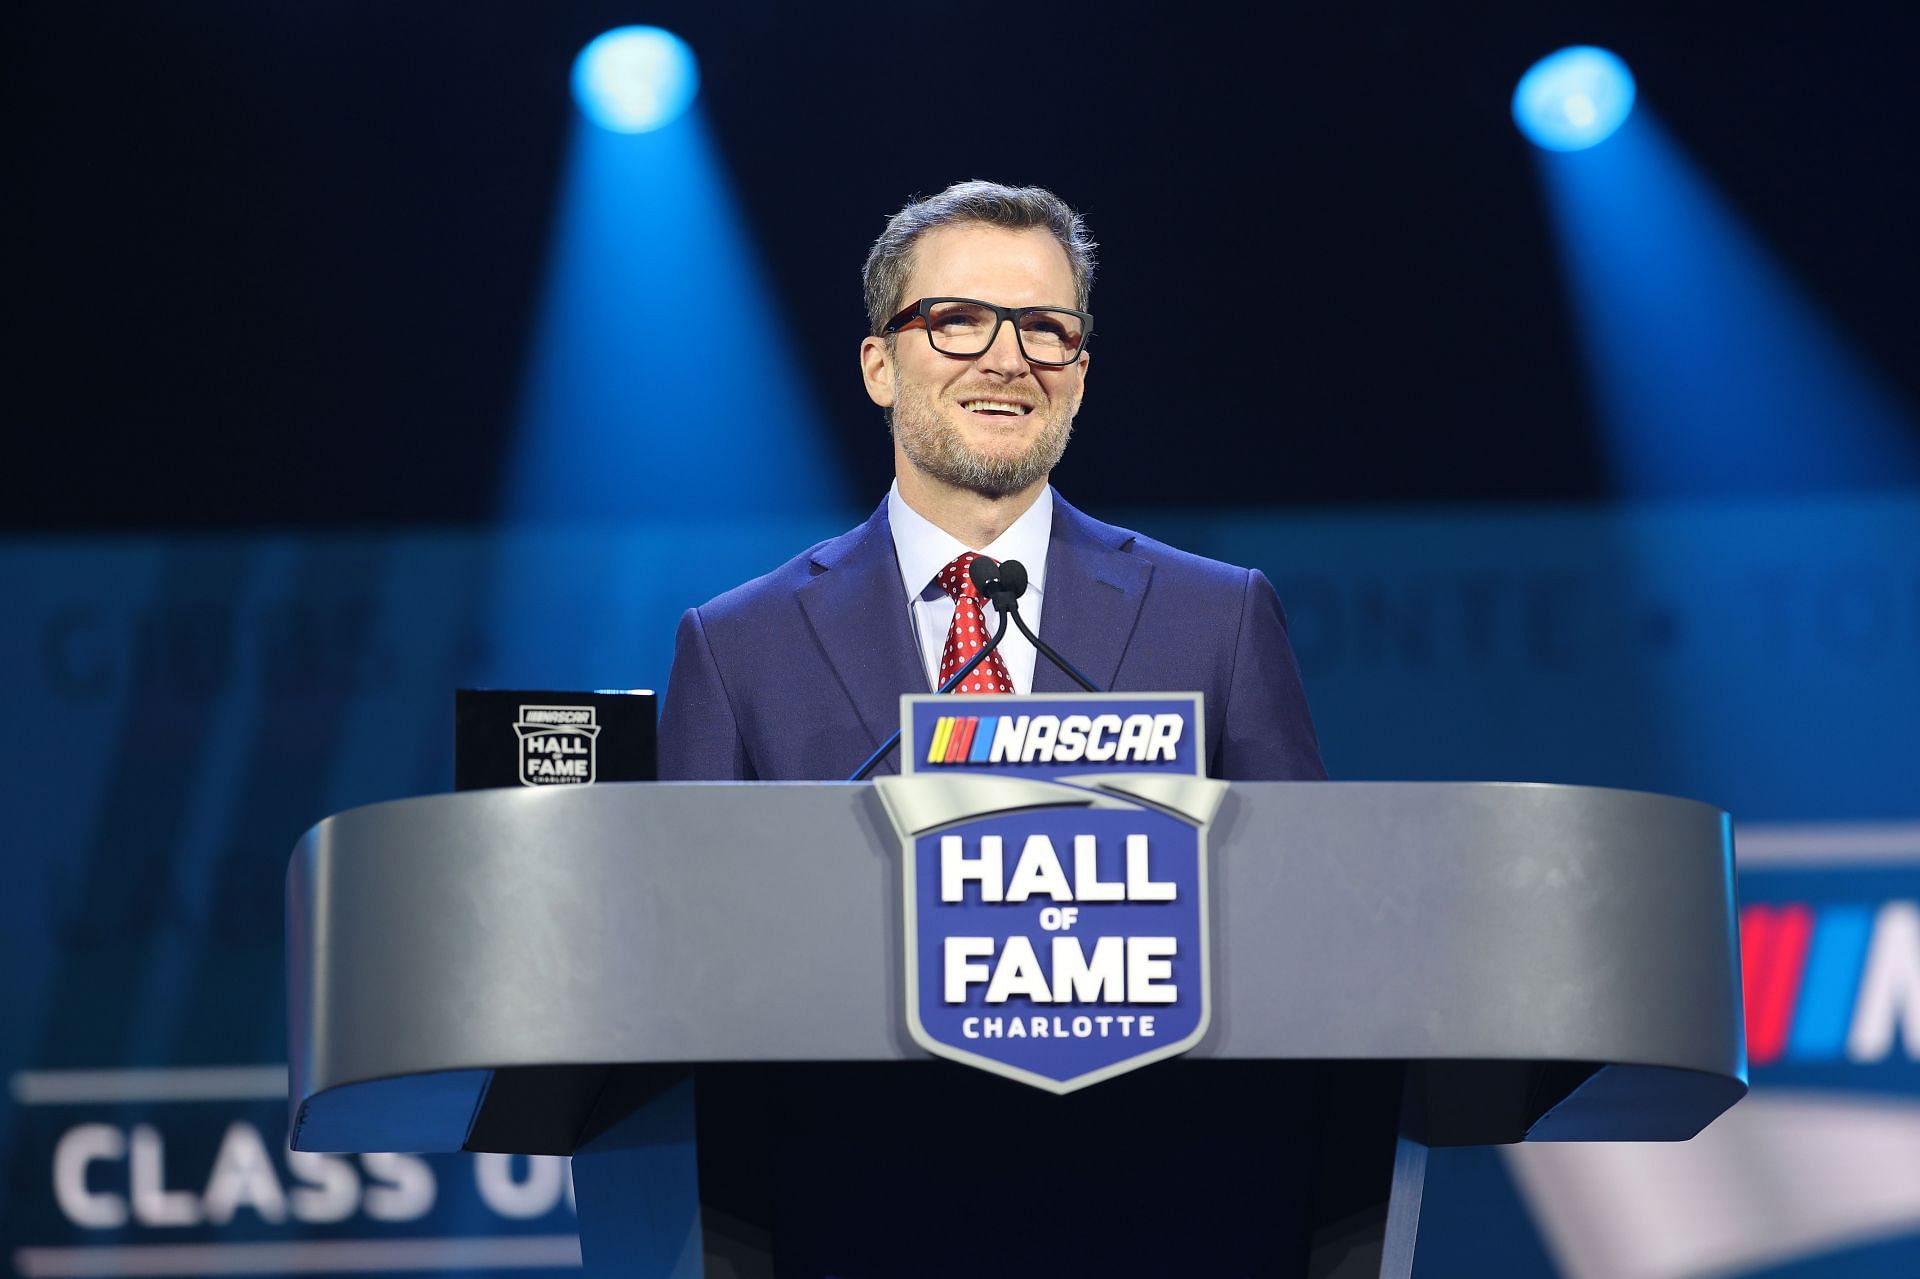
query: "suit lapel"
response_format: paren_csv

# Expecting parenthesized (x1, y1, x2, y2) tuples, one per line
(795, 500, 926, 771)
(1034, 494, 1150, 694)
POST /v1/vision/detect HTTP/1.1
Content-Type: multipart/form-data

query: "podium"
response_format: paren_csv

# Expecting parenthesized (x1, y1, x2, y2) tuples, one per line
(287, 781, 1745, 1277)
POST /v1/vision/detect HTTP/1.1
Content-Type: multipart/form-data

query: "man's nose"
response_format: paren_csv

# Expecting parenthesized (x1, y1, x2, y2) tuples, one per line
(975, 317, 1031, 374)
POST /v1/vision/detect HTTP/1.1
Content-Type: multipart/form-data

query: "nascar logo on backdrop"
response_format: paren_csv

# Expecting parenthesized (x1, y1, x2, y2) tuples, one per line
(1734, 823, 1920, 1087)
(874, 692, 1222, 1093)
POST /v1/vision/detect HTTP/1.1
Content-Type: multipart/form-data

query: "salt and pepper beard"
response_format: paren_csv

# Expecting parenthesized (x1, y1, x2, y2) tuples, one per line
(888, 367, 1078, 500)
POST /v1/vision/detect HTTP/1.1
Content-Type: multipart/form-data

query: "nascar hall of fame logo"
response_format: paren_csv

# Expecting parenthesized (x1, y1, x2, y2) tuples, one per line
(874, 692, 1223, 1093)
(513, 704, 599, 787)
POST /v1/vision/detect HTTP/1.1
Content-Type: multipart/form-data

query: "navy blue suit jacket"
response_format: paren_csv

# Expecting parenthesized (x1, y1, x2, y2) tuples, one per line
(658, 493, 1326, 782)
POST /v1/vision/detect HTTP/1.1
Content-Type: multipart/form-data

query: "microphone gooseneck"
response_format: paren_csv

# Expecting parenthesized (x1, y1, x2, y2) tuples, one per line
(847, 604, 1014, 782)
(1007, 608, 1099, 692)
(989, 558, 1099, 693)
(845, 552, 1101, 781)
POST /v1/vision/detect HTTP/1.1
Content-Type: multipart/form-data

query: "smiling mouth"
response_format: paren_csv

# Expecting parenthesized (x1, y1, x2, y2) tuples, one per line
(959, 398, 1034, 417)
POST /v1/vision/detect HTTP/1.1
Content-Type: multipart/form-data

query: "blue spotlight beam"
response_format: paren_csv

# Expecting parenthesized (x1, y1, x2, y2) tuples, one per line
(1534, 111, 1920, 495)
(505, 108, 851, 524)
(1513, 46, 1636, 152)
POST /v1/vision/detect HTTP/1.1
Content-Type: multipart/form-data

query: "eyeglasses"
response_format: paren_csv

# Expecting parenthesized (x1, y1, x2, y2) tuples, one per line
(884, 297, 1093, 367)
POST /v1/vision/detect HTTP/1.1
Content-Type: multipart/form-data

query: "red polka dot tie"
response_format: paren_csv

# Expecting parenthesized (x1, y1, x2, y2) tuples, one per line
(936, 552, 1014, 694)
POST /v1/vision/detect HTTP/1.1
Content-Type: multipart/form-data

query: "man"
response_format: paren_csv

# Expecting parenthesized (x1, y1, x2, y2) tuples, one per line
(659, 180, 1323, 782)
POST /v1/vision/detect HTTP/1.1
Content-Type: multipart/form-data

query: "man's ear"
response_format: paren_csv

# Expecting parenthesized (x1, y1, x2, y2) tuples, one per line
(860, 335, 895, 408)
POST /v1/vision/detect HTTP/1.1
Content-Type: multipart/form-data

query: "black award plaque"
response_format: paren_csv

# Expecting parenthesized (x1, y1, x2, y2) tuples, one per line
(454, 688, 657, 791)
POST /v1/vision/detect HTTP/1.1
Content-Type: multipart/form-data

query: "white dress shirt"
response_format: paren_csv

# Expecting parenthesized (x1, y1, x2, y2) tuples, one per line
(887, 481, 1052, 694)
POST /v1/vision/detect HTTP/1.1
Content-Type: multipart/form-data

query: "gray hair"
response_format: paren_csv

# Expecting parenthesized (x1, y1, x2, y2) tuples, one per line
(862, 180, 1097, 335)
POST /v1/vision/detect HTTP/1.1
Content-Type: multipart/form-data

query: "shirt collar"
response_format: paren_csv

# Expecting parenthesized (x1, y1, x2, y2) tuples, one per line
(888, 481, 1053, 603)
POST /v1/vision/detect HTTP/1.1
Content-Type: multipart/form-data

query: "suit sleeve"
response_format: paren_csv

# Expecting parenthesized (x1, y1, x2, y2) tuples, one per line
(657, 606, 757, 781)
(1218, 569, 1328, 781)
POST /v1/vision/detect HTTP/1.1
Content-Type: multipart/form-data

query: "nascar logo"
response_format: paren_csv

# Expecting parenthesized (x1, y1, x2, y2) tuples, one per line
(925, 713, 1184, 766)
(1742, 901, 1920, 1066)
(513, 704, 599, 786)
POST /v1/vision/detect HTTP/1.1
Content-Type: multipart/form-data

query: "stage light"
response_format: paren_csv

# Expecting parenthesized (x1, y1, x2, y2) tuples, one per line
(571, 26, 699, 134)
(508, 70, 849, 523)
(1512, 46, 1636, 152)
(1530, 111, 1920, 495)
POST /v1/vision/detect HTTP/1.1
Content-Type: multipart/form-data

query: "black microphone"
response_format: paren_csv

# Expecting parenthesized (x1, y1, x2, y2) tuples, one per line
(846, 565, 1017, 782)
(984, 558, 1027, 612)
(980, 557, 1101, 693)
(966, 555, 1021, 618)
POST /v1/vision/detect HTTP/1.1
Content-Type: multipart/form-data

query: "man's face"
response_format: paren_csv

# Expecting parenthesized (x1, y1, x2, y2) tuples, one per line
(862, 223, 1090, 499)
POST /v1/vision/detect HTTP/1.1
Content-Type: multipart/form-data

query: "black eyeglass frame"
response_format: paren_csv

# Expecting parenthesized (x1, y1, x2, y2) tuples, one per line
(883, 296, 1095, 367)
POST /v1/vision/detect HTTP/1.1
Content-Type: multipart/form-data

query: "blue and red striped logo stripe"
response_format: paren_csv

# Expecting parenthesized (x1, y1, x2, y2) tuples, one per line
(1740, 902, 1879, 1066)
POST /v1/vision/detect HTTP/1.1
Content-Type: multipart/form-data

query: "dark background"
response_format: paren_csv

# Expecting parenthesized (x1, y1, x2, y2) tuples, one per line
(9, 1, 1919, 530)
(7, 11, 1920, 1276)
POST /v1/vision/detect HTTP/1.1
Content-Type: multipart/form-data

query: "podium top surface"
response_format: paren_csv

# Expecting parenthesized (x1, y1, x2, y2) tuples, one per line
(287, 780, 1745, 1152)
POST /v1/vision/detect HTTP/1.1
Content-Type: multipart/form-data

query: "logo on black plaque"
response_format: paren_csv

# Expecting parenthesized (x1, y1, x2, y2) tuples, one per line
(513, 704, 600, 786)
